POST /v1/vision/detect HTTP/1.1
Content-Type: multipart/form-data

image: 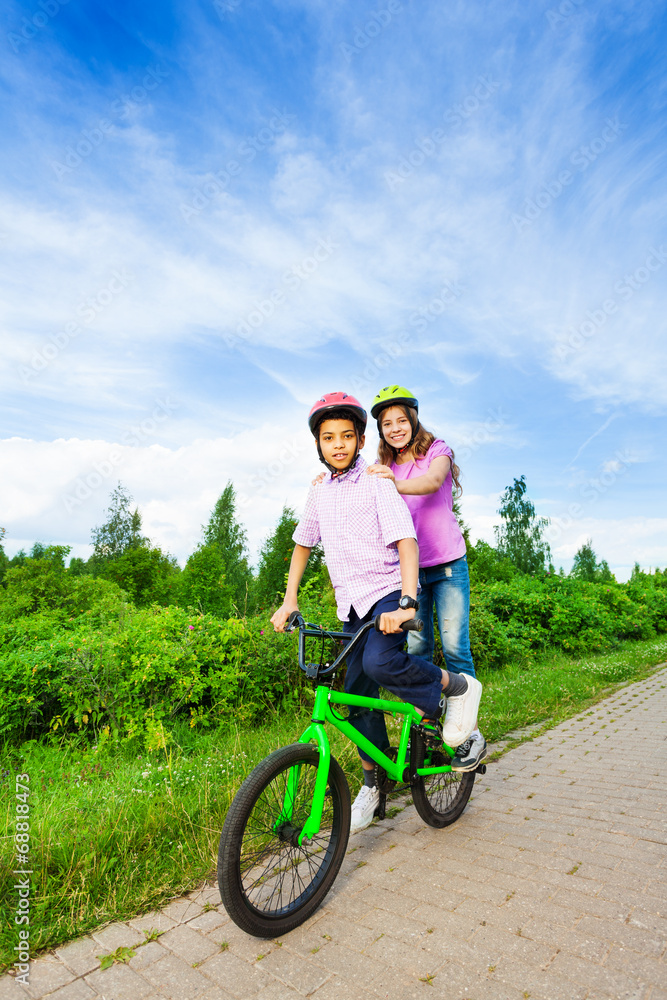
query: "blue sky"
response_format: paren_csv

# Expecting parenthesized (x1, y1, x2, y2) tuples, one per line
(2, 0, 666, 579)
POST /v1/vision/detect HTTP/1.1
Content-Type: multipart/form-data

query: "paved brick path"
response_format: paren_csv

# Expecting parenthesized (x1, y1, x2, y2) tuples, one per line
(2, 668, 666, 1000)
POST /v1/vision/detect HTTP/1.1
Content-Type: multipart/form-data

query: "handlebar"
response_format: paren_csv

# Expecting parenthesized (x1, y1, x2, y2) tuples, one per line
(285, 610, 423, 681)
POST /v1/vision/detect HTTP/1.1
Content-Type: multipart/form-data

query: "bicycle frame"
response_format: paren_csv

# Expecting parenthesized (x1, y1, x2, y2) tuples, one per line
(276, 615, 457, 844)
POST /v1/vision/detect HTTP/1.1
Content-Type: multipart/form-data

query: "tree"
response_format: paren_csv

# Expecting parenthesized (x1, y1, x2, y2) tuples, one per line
(179, 482, 253, 617)
(254, 506, 323, 609)
(101, 546, 181, 606)
(91, 483, 146, 561)
(494, 475, 551, 575)
(90, 483, 179, 605)
(467, 539, 514, 583)
(0, 527, 7, 587)
(570, 539, 616, 583)
(569, 539, 598, 582)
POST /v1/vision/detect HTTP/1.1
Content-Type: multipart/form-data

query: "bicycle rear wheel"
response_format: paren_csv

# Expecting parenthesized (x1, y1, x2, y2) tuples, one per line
(410, 729, 475, 828)
(218, 743, 351, 937)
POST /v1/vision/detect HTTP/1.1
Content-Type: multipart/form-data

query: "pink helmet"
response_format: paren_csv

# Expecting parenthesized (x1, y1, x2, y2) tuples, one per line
(307, 392, 367, 436)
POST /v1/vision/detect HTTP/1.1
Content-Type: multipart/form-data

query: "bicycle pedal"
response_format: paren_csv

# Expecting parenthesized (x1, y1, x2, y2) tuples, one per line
(374, 793, 387, 821)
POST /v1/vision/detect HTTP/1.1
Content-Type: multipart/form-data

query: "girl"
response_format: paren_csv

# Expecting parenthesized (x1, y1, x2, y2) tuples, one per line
(367, 385, 486, 771)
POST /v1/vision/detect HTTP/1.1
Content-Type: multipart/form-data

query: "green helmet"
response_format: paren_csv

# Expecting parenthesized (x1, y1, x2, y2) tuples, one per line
(370, 385, 419, 420)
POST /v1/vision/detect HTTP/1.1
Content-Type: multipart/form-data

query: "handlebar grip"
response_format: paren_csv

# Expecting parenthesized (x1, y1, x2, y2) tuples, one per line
(373, 615, 423, 633)
(286, 610, 304, 631)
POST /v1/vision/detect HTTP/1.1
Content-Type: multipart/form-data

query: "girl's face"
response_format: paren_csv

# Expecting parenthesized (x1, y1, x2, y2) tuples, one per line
(380, 406, 412, 450)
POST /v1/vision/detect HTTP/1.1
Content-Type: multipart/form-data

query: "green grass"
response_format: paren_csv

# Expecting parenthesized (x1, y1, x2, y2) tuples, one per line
(1, 634, 666, 970)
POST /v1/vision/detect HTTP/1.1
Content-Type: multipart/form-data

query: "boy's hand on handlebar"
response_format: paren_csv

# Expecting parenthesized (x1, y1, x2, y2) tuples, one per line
(366, 464, 395, 484)
(378, 607, 417, 634)
(270, 603, 299, 633)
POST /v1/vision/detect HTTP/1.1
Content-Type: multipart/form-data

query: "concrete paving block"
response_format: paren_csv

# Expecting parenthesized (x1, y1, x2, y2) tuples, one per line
(160, 897, 204, 924)
(308, 976, 375, 1000)
(255, 982, 306, 1000)
(603, 943, 667, 987)
(55, 936, 101, 976)
(289, 913, 375, 956)
(206, 922, 277, 963)
(141, 951, 216, 998)
(16, 959, 76, 999)
(258, 947, 331, 995)
(196, 989, 238, 1000)
(187, 908, 231, 933)
(493, 958, 590, 1000)
(90, 920, 145, 952)
(368, 965, 451, 1000)
(128, 940, 170, 970)
(548, 948, 651, 998)
(354, 885, 419, 917)
(550, 886, 630, 922)
(0, 974, 34, 1000)
(576, 914, 666, 957)
(355, 907, 429, 946)
(363, 933, 435, 979)
(85, 961, 155, 1000)
(39, 980, 98, 1000)
(199, 950, 274, 996)
(159, 923, 219, 965)
(129, 910, 179, 935)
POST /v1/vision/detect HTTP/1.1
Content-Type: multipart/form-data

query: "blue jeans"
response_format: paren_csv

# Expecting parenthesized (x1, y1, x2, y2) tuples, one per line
(407, 555, 476, 678)
(344, 589, 444, 762)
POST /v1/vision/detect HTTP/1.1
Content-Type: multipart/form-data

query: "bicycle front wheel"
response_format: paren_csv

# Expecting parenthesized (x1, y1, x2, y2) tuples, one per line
(218, 743, 351, 937)
(410, 730, 475, 828)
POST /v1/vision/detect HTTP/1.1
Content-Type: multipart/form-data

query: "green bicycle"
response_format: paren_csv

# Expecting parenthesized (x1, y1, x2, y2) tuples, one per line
(218, 612, 485, 937)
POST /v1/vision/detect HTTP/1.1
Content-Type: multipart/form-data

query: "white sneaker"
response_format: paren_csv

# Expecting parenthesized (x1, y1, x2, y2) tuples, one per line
(349, 785, 380, 834)
(441, 676, 483, 748)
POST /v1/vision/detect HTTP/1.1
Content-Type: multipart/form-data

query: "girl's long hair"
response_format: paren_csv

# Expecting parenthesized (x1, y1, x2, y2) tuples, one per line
(377, 405, 462, 496)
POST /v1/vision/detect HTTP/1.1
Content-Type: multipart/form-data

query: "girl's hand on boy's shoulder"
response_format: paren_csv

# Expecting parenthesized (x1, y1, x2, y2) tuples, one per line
(366, 464, 395, 483)
(311, 471, 326, 486)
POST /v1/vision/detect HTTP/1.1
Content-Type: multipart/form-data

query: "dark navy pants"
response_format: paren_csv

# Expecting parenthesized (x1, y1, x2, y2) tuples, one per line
(344, 589, 444, 763)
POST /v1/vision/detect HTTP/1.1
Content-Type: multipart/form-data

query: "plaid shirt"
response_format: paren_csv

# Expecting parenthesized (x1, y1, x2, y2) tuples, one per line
(293, 456, 417, 620)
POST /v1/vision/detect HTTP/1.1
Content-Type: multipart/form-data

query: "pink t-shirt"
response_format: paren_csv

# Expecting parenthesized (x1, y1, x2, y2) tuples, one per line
(391, 439, 466, 567)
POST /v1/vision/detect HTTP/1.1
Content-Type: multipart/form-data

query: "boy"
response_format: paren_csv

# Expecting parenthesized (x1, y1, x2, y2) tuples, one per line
(271, 392, 482, 833)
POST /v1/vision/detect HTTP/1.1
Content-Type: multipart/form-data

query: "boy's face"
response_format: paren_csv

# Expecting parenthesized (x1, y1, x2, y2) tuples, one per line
(318, 418, 365, 471)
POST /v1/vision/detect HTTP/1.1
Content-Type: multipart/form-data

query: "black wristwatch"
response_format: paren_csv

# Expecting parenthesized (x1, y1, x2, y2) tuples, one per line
(398, 595, 419, 611)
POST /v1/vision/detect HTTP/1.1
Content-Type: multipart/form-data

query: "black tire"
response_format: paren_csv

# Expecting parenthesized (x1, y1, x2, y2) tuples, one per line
(410, 729, 475, 828)
(218, 743, 351, 937)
